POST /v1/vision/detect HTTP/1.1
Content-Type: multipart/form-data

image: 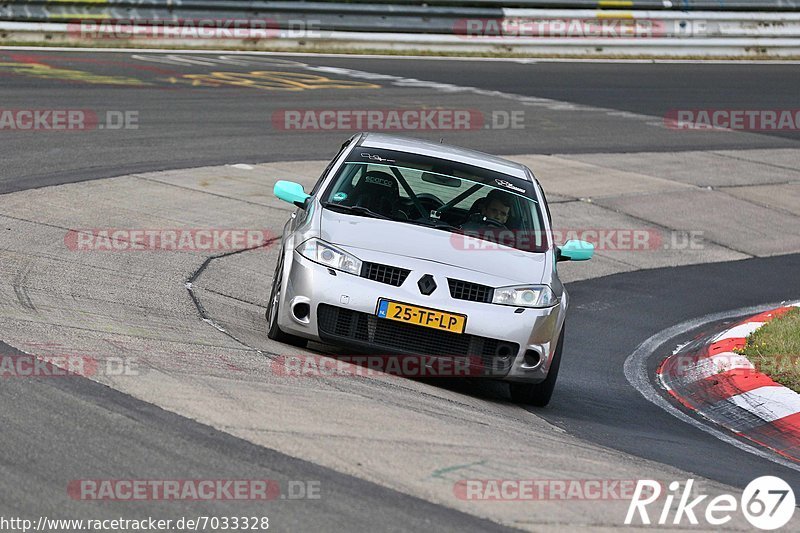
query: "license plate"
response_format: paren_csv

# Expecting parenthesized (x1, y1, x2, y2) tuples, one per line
(376, 299, 467, 334)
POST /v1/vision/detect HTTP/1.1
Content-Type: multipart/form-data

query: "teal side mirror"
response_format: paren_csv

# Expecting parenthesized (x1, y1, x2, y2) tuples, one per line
(558, 239, 594, 262)
(274, 180, 311, 209)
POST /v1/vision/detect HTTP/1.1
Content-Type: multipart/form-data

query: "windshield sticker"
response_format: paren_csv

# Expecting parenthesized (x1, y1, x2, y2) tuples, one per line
(495, 179, 526, 194)
(360, 153, 395, 163)
(332, 192, 348, 202)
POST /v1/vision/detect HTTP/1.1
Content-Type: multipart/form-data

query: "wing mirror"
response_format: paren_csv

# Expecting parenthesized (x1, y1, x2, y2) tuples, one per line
(274, 180, 311, 209)
(557, 239, 594, 262)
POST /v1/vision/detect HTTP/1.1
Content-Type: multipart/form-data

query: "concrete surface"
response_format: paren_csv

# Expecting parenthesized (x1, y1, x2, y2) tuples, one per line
(2, 147, 800, 529)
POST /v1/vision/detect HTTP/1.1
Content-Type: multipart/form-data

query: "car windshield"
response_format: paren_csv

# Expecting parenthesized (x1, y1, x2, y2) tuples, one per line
(320, 152, 550, 253)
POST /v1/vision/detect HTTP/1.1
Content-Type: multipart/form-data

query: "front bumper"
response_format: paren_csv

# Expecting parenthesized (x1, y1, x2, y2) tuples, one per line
(278, 251, 565, 383)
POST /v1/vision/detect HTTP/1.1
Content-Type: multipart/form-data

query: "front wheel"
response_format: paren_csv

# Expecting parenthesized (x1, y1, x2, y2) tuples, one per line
(509, 325, 564, 407)
(266, 252, 308, 348)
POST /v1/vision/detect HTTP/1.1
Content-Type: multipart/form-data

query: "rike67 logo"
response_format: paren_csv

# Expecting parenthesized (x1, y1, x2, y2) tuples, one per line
(626, 477, 795, 530)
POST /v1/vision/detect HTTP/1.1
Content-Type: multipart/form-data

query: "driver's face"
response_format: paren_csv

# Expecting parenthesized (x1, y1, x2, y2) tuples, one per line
(482, 199, 510, 224)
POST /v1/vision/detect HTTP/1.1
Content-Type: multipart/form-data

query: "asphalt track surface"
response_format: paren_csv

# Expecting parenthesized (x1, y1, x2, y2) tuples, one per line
(0, 341, 508, 531)
(558, 255, 800, 488)
(1, 50, 800, 193)
(2, 49, 800, 527)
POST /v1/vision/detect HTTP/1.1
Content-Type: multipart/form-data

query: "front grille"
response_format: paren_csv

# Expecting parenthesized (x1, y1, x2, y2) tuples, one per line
(448, 278, 494, 303)
(360, 262, 410, 287)
(317, 304, 517, 376)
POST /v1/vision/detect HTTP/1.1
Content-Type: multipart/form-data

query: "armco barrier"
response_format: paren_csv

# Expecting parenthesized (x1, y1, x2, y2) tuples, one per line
(500, 9, 800, 38)
(10, 2, 503, 34)
(1, 1, 799, 56)
(2, 1, 800, 14)
(2, 1, 800, 28)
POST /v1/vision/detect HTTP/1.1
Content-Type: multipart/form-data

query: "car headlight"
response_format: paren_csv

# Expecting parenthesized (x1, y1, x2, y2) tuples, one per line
(297, 238, 362, 275)
(492, 285, 558, 308)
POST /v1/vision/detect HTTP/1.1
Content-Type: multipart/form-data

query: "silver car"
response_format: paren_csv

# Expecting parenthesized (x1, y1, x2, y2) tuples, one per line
(267, 133, 593, 406)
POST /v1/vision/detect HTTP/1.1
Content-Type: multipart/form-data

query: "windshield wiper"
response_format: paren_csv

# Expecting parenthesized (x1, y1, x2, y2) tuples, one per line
(321, 202, 393, 221)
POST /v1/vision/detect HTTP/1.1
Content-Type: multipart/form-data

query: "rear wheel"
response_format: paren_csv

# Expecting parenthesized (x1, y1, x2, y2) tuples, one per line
(509, 325, 564, 407)
(266, 252, 308, 348)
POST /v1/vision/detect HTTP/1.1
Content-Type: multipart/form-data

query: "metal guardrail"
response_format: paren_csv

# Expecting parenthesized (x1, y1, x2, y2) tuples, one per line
(1, 1, 799, 56)
(3, 20, 800, 57)
(1, 0, 800, 20)
(2, 1, 799, 32)
(3, 2, 503, 34)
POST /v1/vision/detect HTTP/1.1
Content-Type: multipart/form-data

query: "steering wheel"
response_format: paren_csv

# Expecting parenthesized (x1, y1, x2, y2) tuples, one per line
(482, 217, 507, 228)
(416, 193, 445, 211)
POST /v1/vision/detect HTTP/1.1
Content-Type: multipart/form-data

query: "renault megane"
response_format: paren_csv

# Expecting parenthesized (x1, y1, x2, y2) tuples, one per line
(267, 133, 593, 406)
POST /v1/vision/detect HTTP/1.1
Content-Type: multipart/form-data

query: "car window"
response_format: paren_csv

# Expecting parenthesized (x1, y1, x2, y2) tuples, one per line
(321, 160, 549, 253)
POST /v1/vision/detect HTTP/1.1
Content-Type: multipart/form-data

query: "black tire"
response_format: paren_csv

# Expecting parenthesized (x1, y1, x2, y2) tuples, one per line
(509, 325, 564, 407)
(266, 252, 308, 348)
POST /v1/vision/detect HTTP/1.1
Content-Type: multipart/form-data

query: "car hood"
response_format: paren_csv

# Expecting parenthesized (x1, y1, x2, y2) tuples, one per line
(319, 209, 546, 284)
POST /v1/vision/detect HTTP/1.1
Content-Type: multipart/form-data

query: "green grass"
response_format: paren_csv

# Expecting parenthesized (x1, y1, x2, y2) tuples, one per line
(739, 308, 800, 392)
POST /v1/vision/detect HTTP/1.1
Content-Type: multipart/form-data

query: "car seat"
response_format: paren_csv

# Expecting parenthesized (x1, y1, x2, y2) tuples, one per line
(347, 170, 401, 217)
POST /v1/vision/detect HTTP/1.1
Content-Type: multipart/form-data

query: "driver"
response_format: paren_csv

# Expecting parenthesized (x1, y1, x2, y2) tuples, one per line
(461, 189, 513, 231)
